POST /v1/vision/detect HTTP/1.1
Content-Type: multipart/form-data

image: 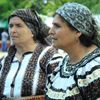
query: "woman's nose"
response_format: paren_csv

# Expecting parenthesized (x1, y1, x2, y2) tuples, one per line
(9, 26, 16, 33)
(49, 27, 54, 35)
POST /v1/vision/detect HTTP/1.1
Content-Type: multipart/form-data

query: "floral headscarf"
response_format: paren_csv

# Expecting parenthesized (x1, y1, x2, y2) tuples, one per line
(8, 8, 50, 45)
(56, 2, 100, 47)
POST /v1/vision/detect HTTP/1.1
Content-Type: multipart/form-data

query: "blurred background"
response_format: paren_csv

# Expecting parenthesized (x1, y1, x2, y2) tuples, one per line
(0, 0, 100, 57)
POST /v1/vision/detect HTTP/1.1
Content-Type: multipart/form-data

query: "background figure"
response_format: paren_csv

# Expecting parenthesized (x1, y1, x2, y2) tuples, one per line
(0, 8, 62, 100)
(1, 29, 8, 52)
(45, 2, 100, 100)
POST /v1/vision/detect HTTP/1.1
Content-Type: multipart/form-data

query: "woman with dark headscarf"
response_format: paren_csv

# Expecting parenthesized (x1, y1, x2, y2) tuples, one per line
(45, 2, 100, 100)
(0, 9, 62, 100)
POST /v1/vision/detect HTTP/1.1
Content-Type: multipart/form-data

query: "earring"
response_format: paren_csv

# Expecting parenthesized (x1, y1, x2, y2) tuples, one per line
(32, 34, 34, 37)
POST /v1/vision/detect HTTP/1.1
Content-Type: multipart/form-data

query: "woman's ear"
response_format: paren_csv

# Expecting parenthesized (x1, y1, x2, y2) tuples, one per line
(74, 31, 82, 43)
(76, 31, 82, 38)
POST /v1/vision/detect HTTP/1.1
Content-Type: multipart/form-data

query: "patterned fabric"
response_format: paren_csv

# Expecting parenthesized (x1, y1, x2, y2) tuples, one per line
(8, 9, 50, 45)
(56, 3, 100, 47)
(8, 9, 39, 37)
(0, 43, 63, 98)
(45, 48, 100, 100)
(56, 3, 96, 36)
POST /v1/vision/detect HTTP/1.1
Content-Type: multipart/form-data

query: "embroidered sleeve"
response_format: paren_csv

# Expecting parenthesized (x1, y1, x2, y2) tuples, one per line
(46, 52, 63, 75)
(39, 47, 55, 73)
(40, 47, 63, 74)
(76, 65, 100, 100)
(0, 56, 5, 71)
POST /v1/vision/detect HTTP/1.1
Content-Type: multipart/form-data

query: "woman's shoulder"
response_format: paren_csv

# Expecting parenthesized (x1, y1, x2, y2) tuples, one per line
(0, 52, 8, 72)
(76, 51, 100, 85)
(0, 52, 8, 62)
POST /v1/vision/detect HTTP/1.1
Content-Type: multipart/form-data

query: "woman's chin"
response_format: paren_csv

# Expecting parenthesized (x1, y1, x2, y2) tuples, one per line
(52, 43, 59, 49)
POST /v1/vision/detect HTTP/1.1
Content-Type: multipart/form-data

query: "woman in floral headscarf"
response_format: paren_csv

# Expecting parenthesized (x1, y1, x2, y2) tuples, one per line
(0, 9, 63, 100)
(45, 2, 100, 100)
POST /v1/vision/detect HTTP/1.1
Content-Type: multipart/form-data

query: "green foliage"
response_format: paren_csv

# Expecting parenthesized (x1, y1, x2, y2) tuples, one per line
(0, 0, 7, 5)
(0, 0, 33, 20)
(37, 0, 100, 16)
(0, 0, 100, 21)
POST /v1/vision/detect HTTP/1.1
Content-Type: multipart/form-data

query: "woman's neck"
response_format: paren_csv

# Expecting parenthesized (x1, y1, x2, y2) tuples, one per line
(15, 42, 38, 60)
(65, 44, 97, 64)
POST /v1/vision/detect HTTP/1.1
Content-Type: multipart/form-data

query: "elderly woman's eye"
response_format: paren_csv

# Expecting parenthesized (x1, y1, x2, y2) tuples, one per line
(9, 24, 13, 28)
(54, 23, 60, 28)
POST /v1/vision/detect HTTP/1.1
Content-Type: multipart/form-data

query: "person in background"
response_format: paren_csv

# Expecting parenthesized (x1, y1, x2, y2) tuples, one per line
(45, 2, 100, 100)
(1, 29, 9, 52)
(0, 8, 62, 100)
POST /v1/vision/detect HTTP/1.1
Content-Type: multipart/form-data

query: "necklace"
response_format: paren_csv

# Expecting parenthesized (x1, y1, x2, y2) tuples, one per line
(60, 48, 100, 78)
(61, 56, 81, 78)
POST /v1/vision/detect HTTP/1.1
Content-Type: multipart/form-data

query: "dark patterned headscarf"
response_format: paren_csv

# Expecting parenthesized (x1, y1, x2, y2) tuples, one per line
(8, 8, 50, 45)
(56, 2, 100, 47)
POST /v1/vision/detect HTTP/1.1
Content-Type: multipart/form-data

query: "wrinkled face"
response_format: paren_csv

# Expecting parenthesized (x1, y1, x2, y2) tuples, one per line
(9, 16, 34, 46)
(49, 14, 81, 51)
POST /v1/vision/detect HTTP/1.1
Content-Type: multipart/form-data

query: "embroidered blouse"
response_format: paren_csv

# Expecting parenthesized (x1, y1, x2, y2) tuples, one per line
(45, 48, 100, 100)
(0, 43, 63, 98)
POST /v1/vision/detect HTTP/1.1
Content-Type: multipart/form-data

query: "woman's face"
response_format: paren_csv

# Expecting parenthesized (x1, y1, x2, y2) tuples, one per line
(9, 16, 34, 46)
(49, 14, 81, 50)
